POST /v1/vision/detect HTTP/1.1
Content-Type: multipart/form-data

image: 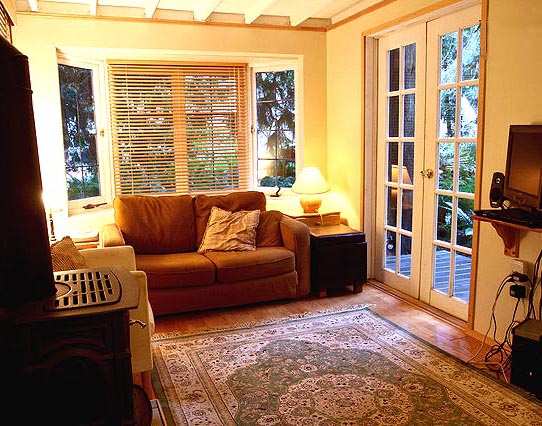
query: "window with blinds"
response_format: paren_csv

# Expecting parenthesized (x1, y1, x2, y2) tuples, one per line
(0, 2, 12, 42)
(108, 63, 249, 195)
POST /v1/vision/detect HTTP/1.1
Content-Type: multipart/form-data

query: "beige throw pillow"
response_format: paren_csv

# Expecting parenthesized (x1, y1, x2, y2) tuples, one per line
(50, 236, 88, 272)
(198, 207, 260, 253)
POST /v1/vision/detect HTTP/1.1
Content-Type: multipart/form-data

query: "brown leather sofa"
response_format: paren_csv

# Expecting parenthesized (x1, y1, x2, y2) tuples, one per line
(100, 191, 311, 316)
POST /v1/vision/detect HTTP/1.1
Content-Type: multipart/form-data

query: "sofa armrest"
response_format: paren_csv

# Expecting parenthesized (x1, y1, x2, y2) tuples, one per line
(280, 215, 311, 296)
(80, 246, 154, 374)
(128, 270, 155, 374)
(100, 223, 126, 247)
(80, 246, 137, 271)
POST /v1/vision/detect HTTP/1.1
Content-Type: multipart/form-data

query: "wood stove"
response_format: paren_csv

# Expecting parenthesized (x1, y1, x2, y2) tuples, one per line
(14, 267, 140, 425)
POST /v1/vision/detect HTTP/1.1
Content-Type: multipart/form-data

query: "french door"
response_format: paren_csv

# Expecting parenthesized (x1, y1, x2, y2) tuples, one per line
(374, 6, 481, 320)
(375, 23, 426, 299)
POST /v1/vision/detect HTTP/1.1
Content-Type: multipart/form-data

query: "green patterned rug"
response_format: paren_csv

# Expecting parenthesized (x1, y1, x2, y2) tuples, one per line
(151, 307, 542, 425)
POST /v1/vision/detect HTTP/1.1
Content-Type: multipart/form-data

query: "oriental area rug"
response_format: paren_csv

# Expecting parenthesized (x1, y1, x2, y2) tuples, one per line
(151, 306, 542, 425)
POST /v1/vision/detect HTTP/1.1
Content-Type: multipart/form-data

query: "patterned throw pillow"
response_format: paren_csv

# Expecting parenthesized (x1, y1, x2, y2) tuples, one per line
(198, 207, 261, 254)
(50, 236, 88, 272)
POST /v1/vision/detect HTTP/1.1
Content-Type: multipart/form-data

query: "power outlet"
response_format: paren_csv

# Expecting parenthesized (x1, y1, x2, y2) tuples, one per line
(510, 258, 528, 276)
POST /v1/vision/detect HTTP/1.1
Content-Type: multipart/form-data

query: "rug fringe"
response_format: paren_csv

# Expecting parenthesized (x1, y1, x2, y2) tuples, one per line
(152, 303, 375, 341)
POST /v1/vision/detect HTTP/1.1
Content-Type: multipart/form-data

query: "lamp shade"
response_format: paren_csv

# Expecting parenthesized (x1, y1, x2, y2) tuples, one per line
(291, 166, 330, 195)
(291, 167, 330, 213)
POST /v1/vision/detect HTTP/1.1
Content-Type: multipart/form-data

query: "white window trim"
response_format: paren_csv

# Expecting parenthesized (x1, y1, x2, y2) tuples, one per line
(57, 54, 113, 215)
(250, 61, 303, 197)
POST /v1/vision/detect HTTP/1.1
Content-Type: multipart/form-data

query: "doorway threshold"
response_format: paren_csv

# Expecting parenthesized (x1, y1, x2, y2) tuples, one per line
(368, 279, 469, 330)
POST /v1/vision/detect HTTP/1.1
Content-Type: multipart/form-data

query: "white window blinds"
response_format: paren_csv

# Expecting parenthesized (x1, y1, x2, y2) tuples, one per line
(108, 63, 249, 195)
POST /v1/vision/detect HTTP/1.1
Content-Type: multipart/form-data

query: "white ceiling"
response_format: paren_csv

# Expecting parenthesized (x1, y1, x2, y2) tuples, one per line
(15, 0, 387, 29)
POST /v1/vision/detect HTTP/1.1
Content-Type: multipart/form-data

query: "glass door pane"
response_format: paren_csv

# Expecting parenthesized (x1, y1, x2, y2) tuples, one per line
(376, 22, 425, 298)
(426, 15, 480, 312)
(383, 43, 417, 279)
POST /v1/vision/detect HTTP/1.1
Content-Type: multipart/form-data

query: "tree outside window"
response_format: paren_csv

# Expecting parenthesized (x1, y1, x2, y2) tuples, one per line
(58, 64, 100, 200)
(255, 70, 295, 188)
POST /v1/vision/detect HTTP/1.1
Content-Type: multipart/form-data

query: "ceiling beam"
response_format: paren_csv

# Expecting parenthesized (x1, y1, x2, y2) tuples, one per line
(289, 0, 335, 27)
(145, 0, 160, 18)
(244, 0, 276, 24)
(27, 0, 39, 12)
(193, 0, 222, 22)
(89, 0, 97, 15)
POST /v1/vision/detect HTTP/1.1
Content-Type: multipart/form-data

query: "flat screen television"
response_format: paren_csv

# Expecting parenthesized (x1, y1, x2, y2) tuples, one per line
(503, 125, 542, 211)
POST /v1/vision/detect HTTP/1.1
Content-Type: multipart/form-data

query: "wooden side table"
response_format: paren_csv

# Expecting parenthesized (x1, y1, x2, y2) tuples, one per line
(310, 224, 367, 297)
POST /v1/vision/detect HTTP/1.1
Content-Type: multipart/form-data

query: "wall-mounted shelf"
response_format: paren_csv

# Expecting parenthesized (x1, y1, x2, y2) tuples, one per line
(472, 215, 542, 257)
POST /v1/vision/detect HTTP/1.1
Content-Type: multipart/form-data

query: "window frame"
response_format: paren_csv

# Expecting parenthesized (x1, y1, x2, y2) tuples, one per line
(251, 62, 303, 195)
(57, 54, 112, 214)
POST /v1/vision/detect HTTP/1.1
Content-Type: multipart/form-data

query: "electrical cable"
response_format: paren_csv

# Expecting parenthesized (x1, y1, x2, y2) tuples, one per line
(468, 243, 542, 379)
(528, 246, 542, 319)
(467, 273, 522, 382)
(484, 297, 520, 377)
(467, 276, 511, 359)
(316, 208, 324, 226)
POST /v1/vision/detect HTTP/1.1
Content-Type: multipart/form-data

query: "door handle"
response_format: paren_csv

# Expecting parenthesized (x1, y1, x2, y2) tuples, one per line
(420, 169, 434, 179)
(129, 319, 147, 329)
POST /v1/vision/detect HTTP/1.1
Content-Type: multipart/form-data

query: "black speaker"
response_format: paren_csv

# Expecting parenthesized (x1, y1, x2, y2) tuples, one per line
(489, 171, 506, 208)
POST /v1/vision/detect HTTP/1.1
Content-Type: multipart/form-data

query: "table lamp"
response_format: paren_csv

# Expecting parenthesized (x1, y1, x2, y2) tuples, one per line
(291, 166, 330, 213)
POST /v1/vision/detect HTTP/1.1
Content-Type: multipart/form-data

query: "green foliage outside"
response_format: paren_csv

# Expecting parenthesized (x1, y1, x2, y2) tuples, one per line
(58, 64, 100, 200)
(435, 24, 480, 249)
(256, 70, 295, 188)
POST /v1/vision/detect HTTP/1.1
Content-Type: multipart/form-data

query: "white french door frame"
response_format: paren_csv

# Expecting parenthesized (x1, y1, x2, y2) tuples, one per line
(364, 1, 485, 325)
(420, 5, 482, 321)
(374, 23, 427, 299)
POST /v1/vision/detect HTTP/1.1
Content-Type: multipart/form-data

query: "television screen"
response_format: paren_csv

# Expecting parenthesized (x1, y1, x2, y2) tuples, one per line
(504, 125, 542, 210)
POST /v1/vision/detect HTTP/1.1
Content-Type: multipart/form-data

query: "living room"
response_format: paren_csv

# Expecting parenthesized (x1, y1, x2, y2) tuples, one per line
(2, 0, 542, 423)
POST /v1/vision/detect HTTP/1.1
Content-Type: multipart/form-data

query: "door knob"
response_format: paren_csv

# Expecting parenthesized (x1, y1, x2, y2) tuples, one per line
(420, 169, 434, 179)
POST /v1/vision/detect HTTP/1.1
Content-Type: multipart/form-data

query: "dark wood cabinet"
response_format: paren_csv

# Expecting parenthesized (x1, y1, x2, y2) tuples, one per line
(310, 224, 367, 296)
(13, 267, 140, 425)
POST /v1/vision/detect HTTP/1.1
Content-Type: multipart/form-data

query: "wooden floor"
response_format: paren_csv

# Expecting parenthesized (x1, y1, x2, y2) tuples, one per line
(153, 281, 501, 378)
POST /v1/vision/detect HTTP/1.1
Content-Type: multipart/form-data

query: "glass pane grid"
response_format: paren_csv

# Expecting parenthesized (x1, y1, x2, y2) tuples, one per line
(432, 21, 479, 305)
(384, 41, 418, 280)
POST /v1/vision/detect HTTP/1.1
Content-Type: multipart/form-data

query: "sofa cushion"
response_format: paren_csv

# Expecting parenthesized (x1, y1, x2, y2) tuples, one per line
(136, 252, 215, 289)
(204, 247, 295, 283)
(194, 191, 266, 246)
(50, 236, 88, 271)
(198, 207, 260, 253)
(114, 194, 196, 254)
(256, 210, 283, 247)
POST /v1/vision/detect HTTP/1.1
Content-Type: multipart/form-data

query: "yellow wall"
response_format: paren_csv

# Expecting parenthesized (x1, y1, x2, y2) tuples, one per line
(473, 0, 542, 338)
(12, 14, 327, 234)
(327, 0, 542, 340)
